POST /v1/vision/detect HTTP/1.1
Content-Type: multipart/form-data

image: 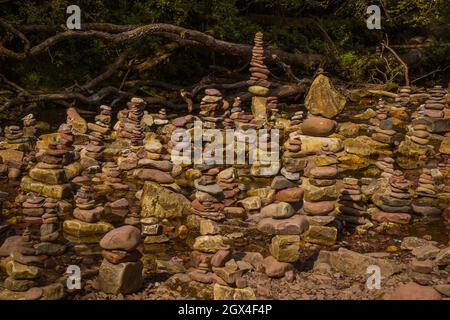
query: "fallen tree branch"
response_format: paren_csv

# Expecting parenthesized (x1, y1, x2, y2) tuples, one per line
(82, 48, 131, 90)
(381, 36, 410, 85)
(1, 21, 324, 67)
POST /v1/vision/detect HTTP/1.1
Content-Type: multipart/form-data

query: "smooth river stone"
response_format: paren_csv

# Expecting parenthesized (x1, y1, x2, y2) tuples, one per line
(302, 200, 336, 216)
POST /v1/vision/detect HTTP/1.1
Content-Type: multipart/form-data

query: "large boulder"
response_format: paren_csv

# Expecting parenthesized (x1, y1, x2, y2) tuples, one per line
(304, 74, 346, 119)
(140, 181, 191, 219)
(387, 282, 442, 300)
(315, 248, 399, 278)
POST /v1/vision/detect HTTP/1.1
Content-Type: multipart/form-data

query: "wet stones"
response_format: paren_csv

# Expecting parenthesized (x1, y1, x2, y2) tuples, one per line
(372, 171, 413, 224)
(88, 105, 112, 136)
(247, 32, 270, 92)
(337, 178, 369, 225)
(375, 156, 395, 179)
(63, 184, 113, 245)
(191, 169, 225, 221)
(97, 225, 143, 294)
(21, 141, 73, 199)
(412, 168, 441, 216)
(408, 123, 430, 146)
(4, 125, 26, 144)
(300, 115, 337, 137)
(199, 89, 228, 129)
(424, 85, 446, 118)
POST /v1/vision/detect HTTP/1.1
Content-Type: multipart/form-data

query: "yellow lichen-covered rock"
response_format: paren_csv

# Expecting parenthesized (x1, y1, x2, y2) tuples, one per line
(269, 235, 300, 262)
(305, 74, 346, 119)
(20, 175, 72, 199)
(63, 219, 113, 243)
(344, 136, 391, 156)
(213, 283, 256, 300)
(302, 225, 337, 246)
(140, 181, 191, 219)
(192, 235, 225, 253)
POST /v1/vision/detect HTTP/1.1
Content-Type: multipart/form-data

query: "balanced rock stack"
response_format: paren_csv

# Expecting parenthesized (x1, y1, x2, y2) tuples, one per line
(371, 113, 396, 146)
(58, 124, 75, 151)
(97, 225, 143, 294)
(117, 109, 132, 139)
(397, 86, 411, 106)
(217, 168, 240, 207)
(81, 132, 105, 168)
(88, 105, 112, 136)
(5, 126, 26, 144)
(22, 114, 37, 138)
(282, 135, 306, 181)
(301, 145, 338, 245)
(0, 191, 10, 240)
(231, 104, 256, 130)
(154, 108, 168, 125)
(117, 98, 145, 141)
(22, 142, 72, 199)
(37, 197, 65, 255)
(375, 156, 395, 179)
(407, 123, 430, 146)
(424, 85, 446, 118)
(1, 228, 63, 299)
(267, 96, 279, 120)
(370, 99, 389, 126)
(73, 185, 104, 223)
(372, 170, 413, 224)
(199, 89, 226, 129)
(131, 123, 144, 147)
(412, 168, 442, 216)
(99, 162, 129, 194)
(248, 32, 271, 125)
(191, 169, 225, 221)
(134, 156, 175, 185)
(63, 184, 113, 251)
(337, 178, 369, 225)
(289, 111, 305, 133)
(247, 32, 270, 94)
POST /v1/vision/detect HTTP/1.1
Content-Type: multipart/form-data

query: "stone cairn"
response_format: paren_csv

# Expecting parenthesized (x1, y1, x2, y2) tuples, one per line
(424, 85, 446, 118)
(22, 114, 38, 139)
(23, 141, 73, 199)
(301, 144, 339, 245)
(248, 32, 271, 126)
(154, 108, 169, 126)
(117, 97, 146, 141)
(88, 105, 112, 136)
(4, 125, 25, 144)
(97, 225, 143, 294)
(375, 156, 395, 179)
(58, 124, 75, 151)
(372, 170, 413, 225)
(412, 168, 442, 216)
(370, 99, 388, 126)
(191, 168, 225, 221)
(371, 101, 396, 146)
(230, 96, 256, 130)
(289, 111, 305, 133)
(397, 86, 411, 106)
(63, 183, 113, 254)
(248, 32, 270, 93)
(337, 178, 369, 226)
(81, 132, 105, 170)
(199, 89, 227, 129)
(407, 123, 430, 147)
(0, 191, 10, 240)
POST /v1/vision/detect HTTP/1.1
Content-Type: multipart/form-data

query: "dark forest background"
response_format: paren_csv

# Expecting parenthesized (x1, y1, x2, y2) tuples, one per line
(0, 0, 449, 120)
